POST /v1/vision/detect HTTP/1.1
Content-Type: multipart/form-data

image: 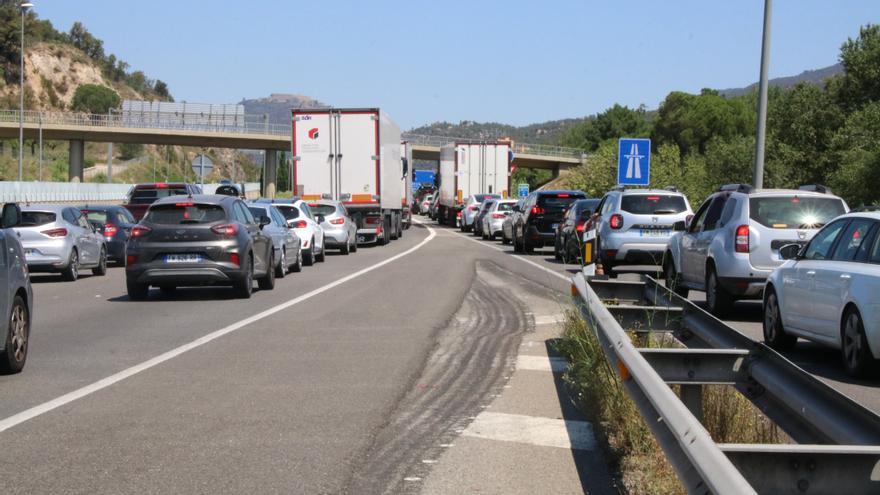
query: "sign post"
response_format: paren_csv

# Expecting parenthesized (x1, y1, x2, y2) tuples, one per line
(617, 138, 651, 187)
(191, 154, 214, 186)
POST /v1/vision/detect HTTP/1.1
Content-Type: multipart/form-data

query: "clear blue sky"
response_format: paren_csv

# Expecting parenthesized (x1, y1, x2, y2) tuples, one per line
(33, 0, 879, 129)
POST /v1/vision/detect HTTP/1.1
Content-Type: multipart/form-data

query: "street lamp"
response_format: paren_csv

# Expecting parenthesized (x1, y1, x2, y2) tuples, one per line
(753, 0, 772, 189)
(18, 1, 33, 182)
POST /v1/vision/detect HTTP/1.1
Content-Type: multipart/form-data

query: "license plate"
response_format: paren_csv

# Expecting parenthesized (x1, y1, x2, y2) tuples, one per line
(640, 229, 670, 238)
(24, 249, 34, 255)
(357, 235, 366, 243)
(164, 254, 203, 263)
(552, 223, 559, 229)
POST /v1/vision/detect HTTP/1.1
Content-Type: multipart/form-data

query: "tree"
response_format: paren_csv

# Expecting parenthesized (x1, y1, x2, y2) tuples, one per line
(153, 79, 172, 100)
(559, 104, 651, 151)
(829, 102, 880, 206)
(837, 24, 880, 110)
(652, 90, 754, 156)
(68, 22, 104, 60)
(70, 84, 120, 114)
(117, 142, 143, 160)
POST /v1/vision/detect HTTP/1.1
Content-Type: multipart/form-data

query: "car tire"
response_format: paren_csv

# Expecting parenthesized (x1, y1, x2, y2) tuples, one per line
(762, 288, 796, 351)
(841, 308, 874, 377)
(275, 249, 287, 279)
(92, 247, 107, 276)
(340, 237, 350, 255)
(350, 236, 358, 253)
(126, 277, 149, 301)
(291, 249, 303, 273)
(705, 266, 734, 317)
(513, 229, 523, 253)
(258, 251, 276, 290)
(502, 231, 510, 245)
(234, 254, 254, 299)
(382, 218, 391, 246)
(303, 244, 315, 266)
(0, 295, 29, 374)
(316, 240, 326, 262)
(62, 249, 79, 282)
(663, 258, 689, 298)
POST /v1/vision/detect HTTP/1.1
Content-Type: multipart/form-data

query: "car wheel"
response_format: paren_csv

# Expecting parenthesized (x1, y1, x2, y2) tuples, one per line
(842, 308, 874, 377)
(62, 249, 79, 281)
(275, 249, 287, 279)
(126, 277, 149, 301)
(513, 229, 523, 253)
(350, 235, 358, 253)
(0, 295, 29, 374)
(502, 230, 510, 245)
(340, 237, 351, 255)
(92, 247, 107, 276)
(663, 259, 689, 298)
(382, 218, 391, 246)
(291, 248, 303, 273)
(234, 254, 254, 298)
(316, 239, 326, 262)
(762, 288, 796, 350)
(303, 244, 315, 266)
(705, 266, 734, 317)
(258, 250, 276, 290)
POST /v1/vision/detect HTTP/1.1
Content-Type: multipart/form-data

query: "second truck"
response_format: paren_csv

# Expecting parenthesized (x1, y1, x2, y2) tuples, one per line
(437, 141, 512, 226)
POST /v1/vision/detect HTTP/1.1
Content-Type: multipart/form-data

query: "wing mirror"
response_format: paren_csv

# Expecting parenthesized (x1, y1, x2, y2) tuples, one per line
(258, 215, 271, 229)
(0, 203, 21, 228)
(316, 214, 326, 224)
(779, 243, 803, 260)
(672, 220, 687, 232)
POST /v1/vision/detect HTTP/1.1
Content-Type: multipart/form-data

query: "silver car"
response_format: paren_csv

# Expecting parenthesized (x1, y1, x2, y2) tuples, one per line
(308, 200, 357, 255)
(247, 204, 303, 277)
(481, 199, 517, 240)
(15, 204, 107, 281)
(0, 203, 34, 374)
(501, 198, 525, 245)
(460, 194, 501, 232)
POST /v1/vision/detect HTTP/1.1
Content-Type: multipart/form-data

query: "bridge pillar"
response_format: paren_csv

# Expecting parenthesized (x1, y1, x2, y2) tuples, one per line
(263, 149, 277, 199)
(69, 139, 84, 183)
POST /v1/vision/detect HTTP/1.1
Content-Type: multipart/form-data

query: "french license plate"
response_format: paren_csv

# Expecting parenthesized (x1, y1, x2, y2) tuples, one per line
(357, 235, 366, 243)
(551, 223, 559, 229)
(164, 254, 203, 263)
(640, 229, 670, 238)
(24, 248, 34, 255)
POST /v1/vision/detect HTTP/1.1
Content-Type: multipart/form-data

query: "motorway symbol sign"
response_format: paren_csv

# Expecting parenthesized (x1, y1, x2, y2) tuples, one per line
(191, 154, 214, 185)
(518, 183, 529, 197)
(618, 138, 650, 186)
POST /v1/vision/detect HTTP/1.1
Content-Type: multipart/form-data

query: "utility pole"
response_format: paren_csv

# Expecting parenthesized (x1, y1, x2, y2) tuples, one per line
(18, 2, 33, 181)
(753, 0, 772, 189)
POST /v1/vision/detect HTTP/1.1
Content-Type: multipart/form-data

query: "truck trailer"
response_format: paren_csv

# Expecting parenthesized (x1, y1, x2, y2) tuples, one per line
(437, 142, 511, 226)
(401, 141, 413, 230)
(292, 108, 403, 245)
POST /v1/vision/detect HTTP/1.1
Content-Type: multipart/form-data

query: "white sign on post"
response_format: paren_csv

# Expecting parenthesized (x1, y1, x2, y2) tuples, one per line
(191, 154, 214, 185)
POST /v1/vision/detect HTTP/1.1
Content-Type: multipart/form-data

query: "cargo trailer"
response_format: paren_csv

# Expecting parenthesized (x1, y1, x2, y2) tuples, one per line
(437, 142, 511, 226)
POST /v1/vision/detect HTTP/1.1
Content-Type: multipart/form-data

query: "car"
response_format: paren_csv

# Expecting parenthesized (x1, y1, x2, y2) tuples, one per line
(554, 198, 601, 263)
(472, 199, 496, 237)
(247, 203, 303, 277)
(592, 187, 692, 277)
(664, 184, 848, 315)
(307, 200, 357, 255)
(80, 205, 137, 266)
(480, 199, 517, 240)
(125, 194, 276, 300)
(460, 194, 501, 233)
(402, 206, 412, 230)
(428, 194, 441, 221)
(123, 182, 203, 221)
(511, 190, 588, 253)
(254, 199, 326, 266)
(501, 198, 526, 245)
(0, 203, 34, 374)
(419, 195, 434, 215)
(762, 211, 880, 376)
(15, 204, 108, 281)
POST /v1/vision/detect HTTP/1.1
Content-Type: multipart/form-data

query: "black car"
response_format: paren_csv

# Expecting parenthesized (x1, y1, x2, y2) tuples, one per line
(472, 199, 497, 237)
(125, 194, 275, 300)
(511, 190, 587, 253)
(554, 198, 601, 263)
(80, 205, 137, 266)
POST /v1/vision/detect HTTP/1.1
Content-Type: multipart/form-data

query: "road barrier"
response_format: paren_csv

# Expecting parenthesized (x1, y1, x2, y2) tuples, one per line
(571, 272, 880, 494)
(0, 181, 261, 204)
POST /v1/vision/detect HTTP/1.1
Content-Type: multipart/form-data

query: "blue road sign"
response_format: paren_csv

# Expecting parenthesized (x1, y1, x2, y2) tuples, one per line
(517, 183, 529, 197)
(617, 138, 651, 186)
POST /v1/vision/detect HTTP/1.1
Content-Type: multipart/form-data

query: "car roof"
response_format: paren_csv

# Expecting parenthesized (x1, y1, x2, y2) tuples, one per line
(253, 198, 298, 204)
(21, 204, 68, 212)
(737, 189, 843, 199)
(838, 211, 880, 221)
(152, 194, 234, 206)
(536, 190, 586, 195)
(617, 189, 684, 195)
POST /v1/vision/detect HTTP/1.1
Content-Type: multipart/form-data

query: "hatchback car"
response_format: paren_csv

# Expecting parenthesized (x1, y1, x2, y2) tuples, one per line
(420, 195, 434, 215)
(763, 211, 880, 376)
(80, 205, 137, 266)
(501, 198, 526, 245)
(247, 203, 303, 277)
(460, 194, 501, 233)
(512, 190, 588, 253)
(15, 204, 107, 281)
(472, 199, 496, 237)
(125, 195, 276, 300)
(665, 184, 848, 315)
(481, 199, 517, 240)
(592, 187, 692, 276)
(124, 182, 203, 221)
(555, 198, 601, 263)
(308, 200, 357, 254)
(428, 194, 441, 221)
(254, 199, 326, 266)
(0, 203, 34, 374)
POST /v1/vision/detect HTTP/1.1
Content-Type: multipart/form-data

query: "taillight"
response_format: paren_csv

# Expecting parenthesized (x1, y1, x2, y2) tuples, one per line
(364, 216, 381, 225)
(104, 223, 118, 237)
(735, 225, 750, 253)
(457, 211, 462, 218)
(41, 228, 68, 237)
(576, 220, 586, 233)
(211, 224, 239, 236)
(531, 206, 545, 215)
(492, 213, 506, 219)
(229, 253, 240, 267)
(131, 225, 151, 238)
(126, 254, 136, 266)
(469, 206, 479, 211)
(291, 220, 307, 229)
(330, 218, 345, 225)
(610, 214, 623, 230)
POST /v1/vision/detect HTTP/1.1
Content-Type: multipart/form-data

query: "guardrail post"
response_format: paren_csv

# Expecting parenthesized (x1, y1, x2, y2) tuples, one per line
(680, 384, 704, 423)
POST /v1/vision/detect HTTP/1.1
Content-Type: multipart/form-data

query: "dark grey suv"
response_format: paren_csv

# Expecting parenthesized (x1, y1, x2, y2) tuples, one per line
(125, 195, 275, 300)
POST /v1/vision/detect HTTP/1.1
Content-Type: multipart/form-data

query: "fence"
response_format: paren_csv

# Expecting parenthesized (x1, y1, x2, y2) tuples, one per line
(402, 133, 585, 160)
(0, 181, 261, 204)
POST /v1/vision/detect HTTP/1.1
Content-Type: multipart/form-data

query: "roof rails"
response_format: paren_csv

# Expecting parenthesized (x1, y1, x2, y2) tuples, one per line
(717, 183, 754, 194)
(664, 185, 678, 192)
(852, 205, 880, 213)
(611, 185, 626, 192)
(798, 184, 832, 195)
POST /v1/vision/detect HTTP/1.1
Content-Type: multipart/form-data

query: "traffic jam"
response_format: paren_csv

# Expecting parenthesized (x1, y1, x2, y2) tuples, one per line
(2, 107, 878, 384)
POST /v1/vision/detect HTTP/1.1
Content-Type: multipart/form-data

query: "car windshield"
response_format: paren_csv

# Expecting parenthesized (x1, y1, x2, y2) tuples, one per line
(20, 211, 56, 226)
(247, 207, 269, 220)
(128, 186, 189, 205)
(538, 193, 585, 211)
(308, 204, 337, 216)
(82, 211, 108, 223)
(750, 196, 847, 229)
(275, 205, 300, 220)
(621, 195, 687, 214)
(145, 203, 226, 225)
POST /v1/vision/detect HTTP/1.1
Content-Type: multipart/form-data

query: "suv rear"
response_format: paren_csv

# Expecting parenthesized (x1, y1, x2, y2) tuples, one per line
(594, 187, 692, 275)
(124, 183, 203, 221)
(665, 184, 848, 315)
(512, 190, 587, 252)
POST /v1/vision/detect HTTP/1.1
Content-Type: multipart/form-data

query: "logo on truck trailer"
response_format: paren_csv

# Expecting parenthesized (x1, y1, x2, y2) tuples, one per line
(308, 128, 320, 139)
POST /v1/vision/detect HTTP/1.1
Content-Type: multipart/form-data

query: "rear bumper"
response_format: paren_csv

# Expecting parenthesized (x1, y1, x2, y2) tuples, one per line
(128, 263, 245, 286)
(718, 276, 766, 298)
(323, 228, 349, 245)
(606, 242, 668, 265)
(356, 229, 380, 244)
(525, 225, 555, 246)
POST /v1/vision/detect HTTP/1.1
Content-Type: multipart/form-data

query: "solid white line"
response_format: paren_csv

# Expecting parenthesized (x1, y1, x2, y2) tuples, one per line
(447, 228, 571, 282)
(463, 411, 595, 450)
(0, 224, 437, 434)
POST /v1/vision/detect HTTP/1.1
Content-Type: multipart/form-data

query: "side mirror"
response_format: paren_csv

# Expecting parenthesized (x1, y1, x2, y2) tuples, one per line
(316, 214, 326, 224)
(779, 243, 802, 260)
(1, 203, 21, 228)
(685, 214, 694, 227)
(259, 215, 271, 229)
(89, 220, 103, 233)
(673, 220, 686, 232)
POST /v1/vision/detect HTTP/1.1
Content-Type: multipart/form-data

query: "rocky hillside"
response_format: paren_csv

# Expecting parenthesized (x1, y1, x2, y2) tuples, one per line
(240, 93, 329, 124)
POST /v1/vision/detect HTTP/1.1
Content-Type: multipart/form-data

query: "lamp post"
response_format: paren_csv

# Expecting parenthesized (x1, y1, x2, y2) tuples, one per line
(753, 0, 772, 189)
(18, 1, 33, 182)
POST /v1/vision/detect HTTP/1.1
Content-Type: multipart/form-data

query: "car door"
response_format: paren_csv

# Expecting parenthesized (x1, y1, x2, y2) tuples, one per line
(301, 203, 323, 250)
(236, 201, 270, 272)
(0, 231, 10, 329)
(681, 199, 710, 284)
(694, 195, 728, 284)
(77, 210, 102, 263)
(67, 208, 92, 265)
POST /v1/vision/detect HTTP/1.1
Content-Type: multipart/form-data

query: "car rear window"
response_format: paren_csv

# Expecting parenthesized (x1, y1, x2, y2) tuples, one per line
(247, 207, 269, 220)
(308, 204, 337, 216)
(538, 193, 586, 210)
(497, 202, 514, 211)
(576, 199, 601, 216)
(145, 203, 226, 225)
(275, 205, 300, 220)
(749, 196, 847, 229)
(128, 186, 189, 205)
(82, 211, 108, 223)
(20, 211, 56, 227)
(620, 195, 687, 214)
(474, 194, 501, 202)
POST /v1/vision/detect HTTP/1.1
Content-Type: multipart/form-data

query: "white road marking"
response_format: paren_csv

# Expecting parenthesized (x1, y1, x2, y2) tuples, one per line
(533, 314, 564, 325)
(403, 477, 422, 482)
(515, 355, 569, 373)
(448, 230, 571, 282)
(0, 225, 438, 434)
(463, 411, 595, 451)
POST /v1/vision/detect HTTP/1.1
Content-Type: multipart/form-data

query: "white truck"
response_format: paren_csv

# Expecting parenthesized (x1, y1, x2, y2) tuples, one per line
(292, 108, 404, 245)
(437, 141, 512, 226)
(401, 141, 413, 230)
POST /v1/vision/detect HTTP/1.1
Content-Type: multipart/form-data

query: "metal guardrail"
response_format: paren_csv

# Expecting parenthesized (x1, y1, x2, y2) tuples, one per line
(0, 181, 261, 204)
(402, 132, 586, 160)
(572, 272, 880, 494)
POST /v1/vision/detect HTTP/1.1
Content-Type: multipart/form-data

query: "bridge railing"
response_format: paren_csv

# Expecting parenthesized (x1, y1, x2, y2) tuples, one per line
(0, 181, 262, 204)
(402, 132, 585, 160)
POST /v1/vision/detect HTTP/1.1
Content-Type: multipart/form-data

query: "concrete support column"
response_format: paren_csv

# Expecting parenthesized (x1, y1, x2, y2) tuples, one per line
(264, 149, 277, 199)
(69, 139, 84, 183)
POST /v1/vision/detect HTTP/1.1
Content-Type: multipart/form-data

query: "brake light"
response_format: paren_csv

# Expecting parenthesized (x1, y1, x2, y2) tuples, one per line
(531, 206, 545, 215)
(576, 220, 586, 233)
(330, 218, 345, 225)
(308, 203, 319, 207)
(211, 224, 238, 236)
(492, 213, 506, 219)
(41, 228, 68, 237)
(291, 220, 307, 229)
(175, 202, 194, 207)
(155, 183, 168, 189)
(646, 196, 660, 201)
(557, 194, 570, 198)
(104, 223, 118, 237)
(610, 214, 623, 230)
(131, 225, 151, 238)
(735, 225, 750, 253)
(457, 211, 462, 218)
(365, 217, 381, 225)
(229, 253, 240, 267)
(126, 254, 136, 266)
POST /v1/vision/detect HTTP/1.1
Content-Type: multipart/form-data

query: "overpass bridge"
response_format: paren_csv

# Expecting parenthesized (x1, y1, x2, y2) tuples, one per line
(0, 110, 585, 197)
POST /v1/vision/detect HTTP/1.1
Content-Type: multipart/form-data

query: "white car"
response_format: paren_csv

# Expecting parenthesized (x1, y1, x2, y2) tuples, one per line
(763, 211, 880, 376)
(255, 199, 326, 266)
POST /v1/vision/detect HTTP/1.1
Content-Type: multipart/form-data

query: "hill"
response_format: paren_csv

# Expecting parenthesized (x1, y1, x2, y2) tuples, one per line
(239, 93, 329, 124)
(407, 118, 582, 145)
(718, 63, 843, 98)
